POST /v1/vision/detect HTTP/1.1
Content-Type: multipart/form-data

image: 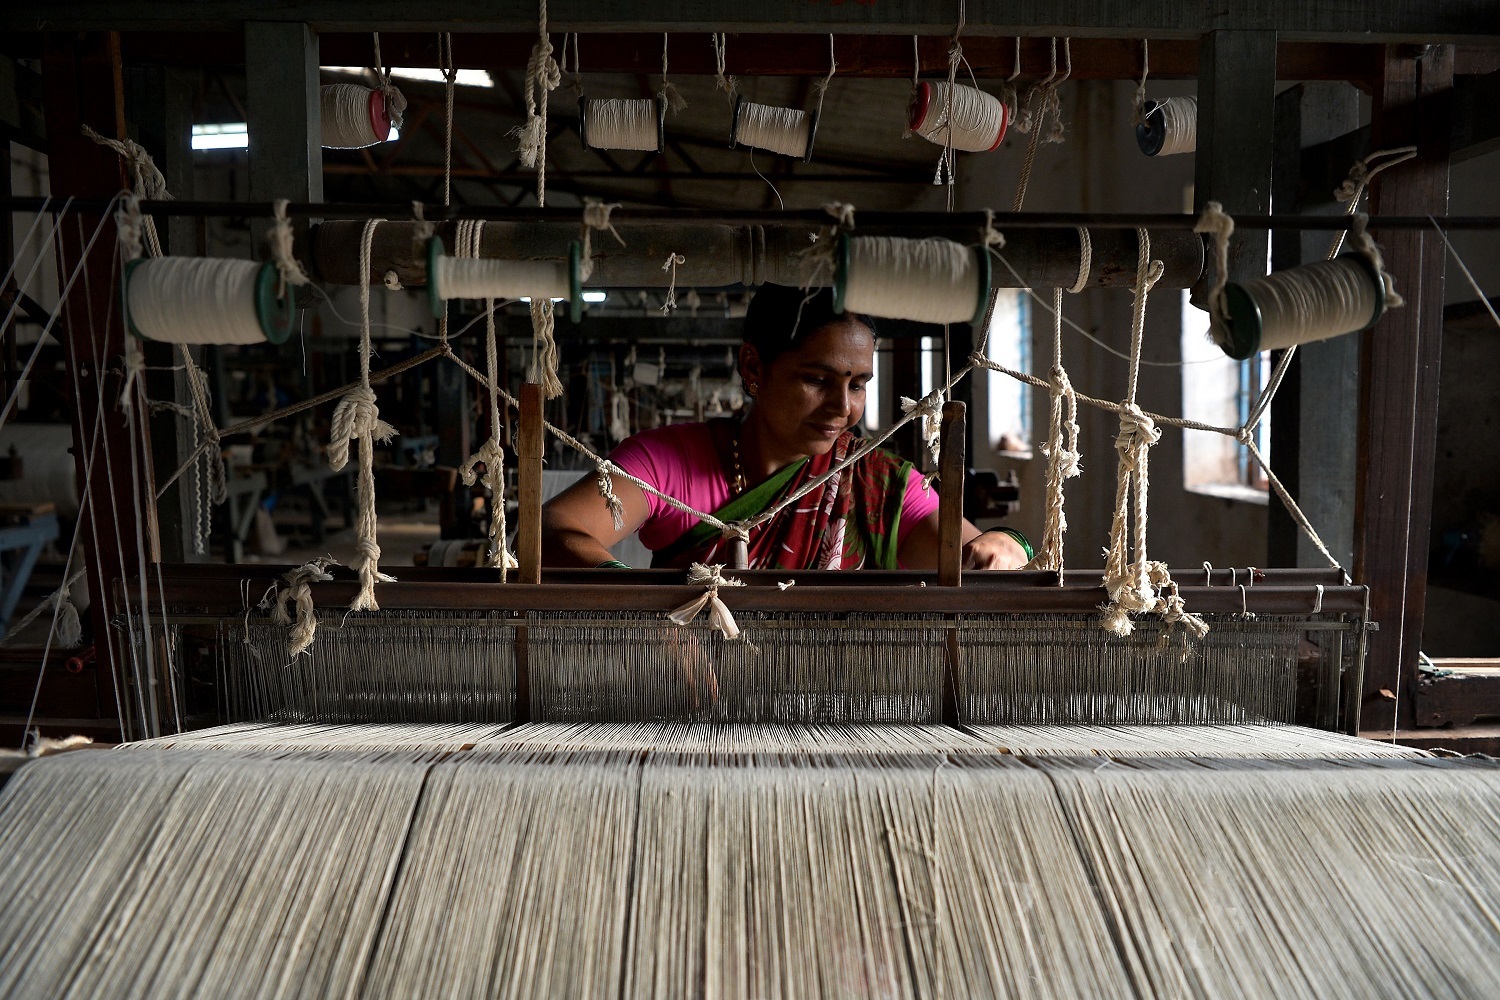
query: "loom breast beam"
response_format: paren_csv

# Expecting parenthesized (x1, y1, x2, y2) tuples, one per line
(1136, 96, 1197, 156)
(1213, 254, 1387, 360)
(729, 94, 820, 162)
(123, 257, 297, 345)
(909, 81, 1009, 152)
(319, 83, 393, 149)
(426, 236, 584, 323)
(310, 222, 1204, 291)
(835, 234, 990, 326)
(579, 95, 665, 153)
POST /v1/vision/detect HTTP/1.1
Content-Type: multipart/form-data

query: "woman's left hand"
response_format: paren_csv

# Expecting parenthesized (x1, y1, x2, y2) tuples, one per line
(962, 530, 1030, 570)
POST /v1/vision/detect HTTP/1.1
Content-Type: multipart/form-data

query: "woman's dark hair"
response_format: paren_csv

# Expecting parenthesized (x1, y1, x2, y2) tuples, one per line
(741, 284, 876, 367)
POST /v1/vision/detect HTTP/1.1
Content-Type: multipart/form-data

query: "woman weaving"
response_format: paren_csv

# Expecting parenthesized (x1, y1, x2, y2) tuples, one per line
(543, 284, 1030, 571)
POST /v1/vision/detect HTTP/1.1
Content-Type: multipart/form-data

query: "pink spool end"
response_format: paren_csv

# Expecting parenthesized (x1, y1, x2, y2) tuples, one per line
(368, 89, 392, 142)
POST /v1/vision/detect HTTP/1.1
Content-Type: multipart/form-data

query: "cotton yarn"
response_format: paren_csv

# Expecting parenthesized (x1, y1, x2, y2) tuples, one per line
(1136, 96, 1196, 156)
(124, 257, 292, 345)
(908, 81, 1008, 152)
(580, 96, 663, 152)
(429, 240, 572, 309)
(1218, 255, 1383, 359)
(838, 235, 986, 326)
(319, 83, 392, 149)
(731, 98, 815, 159)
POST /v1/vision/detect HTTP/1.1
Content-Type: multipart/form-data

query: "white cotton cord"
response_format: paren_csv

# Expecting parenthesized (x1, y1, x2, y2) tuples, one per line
(583, 99, 661, 151)
(530, 298, 564, 398)
(1068, 226, 1093, 294)
(513, 0, 561, 205)
(579, 197, 626, 282)
(735, 103, 812, 158)
(271, 557, 337, 658)
(179, 344, 226, 556)
(125, 257, 271, 345)
(909, 82, 1008, 153)
(712, 32, 738, 104)
(899, 390, 945, 468)
(842, 236, 981, 325)
(83, 126, 166, 257)
(668, 562, 746, 640)
(329, 219, 398, 612)
(320, 84, 388, 148)
(439, 33, 457, 206)
(1131, 38, 1149, 124)
(432, 255, 571, 302)
(660, 253, 686, 314)
(659, 33, 686, 113)
(268, 199, 311, 292)
(371, 32, 408, 130)
(1028, 286, 1081, 577)
(596, 464, 626, 531)
(1194, 200, 1235, 343)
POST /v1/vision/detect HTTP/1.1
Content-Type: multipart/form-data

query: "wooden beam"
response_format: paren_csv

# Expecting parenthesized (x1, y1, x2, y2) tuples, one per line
(3, 3, 1494, 42)
(1354, 44, 1454, 733)
(40, 31, 133, 740)
(245, 22, 322, 208)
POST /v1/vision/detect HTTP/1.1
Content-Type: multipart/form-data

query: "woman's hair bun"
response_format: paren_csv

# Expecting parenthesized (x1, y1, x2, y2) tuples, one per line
(741, 284, 876, 367)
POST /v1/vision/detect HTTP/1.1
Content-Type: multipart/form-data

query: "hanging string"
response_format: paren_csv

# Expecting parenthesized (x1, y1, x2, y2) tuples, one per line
(268, 199, 311, 294)
(438, 33, 458, 204)
(659, 33, 686, 113)
(1011, 38, 1058, 211)
(563, 32, 582, 98)
(328, 219, 398, 612)
(712, 33, 738, 104)
(1131, 38, 1149, 124)
(660, 253, 686, 314)
(454, 221, 519, 577)
(513, 0, 561, 204)
(371, 32, 408, 130)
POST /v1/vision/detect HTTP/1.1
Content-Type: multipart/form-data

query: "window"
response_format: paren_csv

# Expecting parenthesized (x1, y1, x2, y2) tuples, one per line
(984, 289, 1032, 456)
(1180, 291, 1270, 498)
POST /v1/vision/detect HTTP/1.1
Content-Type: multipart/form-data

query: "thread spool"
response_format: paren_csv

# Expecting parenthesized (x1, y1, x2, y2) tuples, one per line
(427, 238, 583, 323)
(729, 95, 819, 162)
(123, 257, 295, 345)
(1215, 255, 1386, 360)
(320, 84, 393, 149)
(834, 234, 990, 326)
(1136, 96, 1196, 157)
(579, 96, 665, 153)
(908, 81, 1009, 152)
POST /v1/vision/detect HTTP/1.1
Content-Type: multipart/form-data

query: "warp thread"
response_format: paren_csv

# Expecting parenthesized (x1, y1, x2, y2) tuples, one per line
(329, 219, 399, 611)
(735, 103, 813, 158)
(668, 562, 745, 640)
(125, 257, 271, 346)
(584, 99, 661, 152)
(911, 82, 1008, 155)
(271, 557, 337, 657)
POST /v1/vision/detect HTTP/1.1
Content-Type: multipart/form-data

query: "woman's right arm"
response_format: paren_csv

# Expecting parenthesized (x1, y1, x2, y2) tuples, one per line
(540, 472, 653, 567)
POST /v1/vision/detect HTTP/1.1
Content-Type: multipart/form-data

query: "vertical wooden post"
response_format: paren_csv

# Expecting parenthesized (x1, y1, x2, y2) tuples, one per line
(937, 401, 966, 588)
(1194, 30, 1277, 287)
(245, 22, 322, 209)
(1355, 44, 1453, 732)
(41, 31, 134, 738)
(517, 382, 545, 585)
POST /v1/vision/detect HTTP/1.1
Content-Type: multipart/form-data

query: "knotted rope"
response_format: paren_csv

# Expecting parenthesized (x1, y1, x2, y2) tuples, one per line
(271, 557, 337, 657)
(712, 33, 738, 104)
(371, 32, 408, 130)
(660, 252, 686, 313)
(580, 197, 626, 282)
(513, 0, 561, 205)
(659, 33, 686, 113)
(269, 198, 311, 294)
(82, 124, 169, 258)
(329, 219, 398, 611)
(899, 389, 945, 470)
(1100, 230, 1172, 636)
(1028, 286, 1082, 575)
(668, 562, 746, 640)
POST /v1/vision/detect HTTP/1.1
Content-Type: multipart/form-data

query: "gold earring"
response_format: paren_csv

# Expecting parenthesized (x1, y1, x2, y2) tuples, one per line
(747, 381, 758, 396)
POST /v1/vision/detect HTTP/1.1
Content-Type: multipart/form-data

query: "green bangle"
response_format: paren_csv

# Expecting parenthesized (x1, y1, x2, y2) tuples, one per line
(993, 527, 1034, 561)
(596, 559, 631, 570)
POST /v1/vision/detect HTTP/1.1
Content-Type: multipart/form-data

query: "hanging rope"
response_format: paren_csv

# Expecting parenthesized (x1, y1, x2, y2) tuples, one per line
(580, 198, 626, 283)
(668, 563, 746, 640)
(659, 33, 686, 113)
(513, 0, 561, 203)
(328, 219, 398, 611)
(660, 252, 686, 314)
(712, 33, 738, 104)
(268, 199, 311, 294)
(371, 32, 408, 130)
(1028, 285, 1081, 576)
(439, 33, 458, 205)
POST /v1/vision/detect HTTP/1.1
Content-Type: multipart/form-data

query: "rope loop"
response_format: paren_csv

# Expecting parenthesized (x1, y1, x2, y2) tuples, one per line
(328, 385, 396, 473)
(668, 562, 746, 639)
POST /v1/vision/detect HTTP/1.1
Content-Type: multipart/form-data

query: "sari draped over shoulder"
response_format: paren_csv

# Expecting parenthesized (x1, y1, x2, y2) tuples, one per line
(652, 426, 919, 571)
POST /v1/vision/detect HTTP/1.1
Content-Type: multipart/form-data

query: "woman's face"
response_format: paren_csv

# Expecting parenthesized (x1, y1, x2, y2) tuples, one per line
(740, 318, 875, 457)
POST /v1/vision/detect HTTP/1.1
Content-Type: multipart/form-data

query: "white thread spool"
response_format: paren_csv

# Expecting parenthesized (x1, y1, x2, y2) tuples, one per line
(1215, 255, 1385, 359)
(426, 238, 582, 322)
(835, 234, 990, 326)
(124, 257, 295, 345)
(908, 81, 1009, 152)
(320, 84, 393, 149)
(1136, 96, 1196, 156)
(730, 96, 818, 161)
(579, 96, 665, 152)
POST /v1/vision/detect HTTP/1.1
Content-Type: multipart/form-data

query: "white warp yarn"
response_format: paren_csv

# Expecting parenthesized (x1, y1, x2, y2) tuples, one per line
(843, 236, 980, 325)
(126, 257, 267, 345)
(585, 98, 660, 151)
(432, 255, 571, 302)
(320, 84, 385, 149)
(736, 102, 811, 158)
(912, 81, 1007, 152)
